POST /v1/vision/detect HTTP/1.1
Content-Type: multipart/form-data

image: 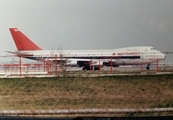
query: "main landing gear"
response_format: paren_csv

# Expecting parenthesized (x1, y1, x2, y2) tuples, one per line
(82, 66, 100, 71)
(146, 64, 150, 70)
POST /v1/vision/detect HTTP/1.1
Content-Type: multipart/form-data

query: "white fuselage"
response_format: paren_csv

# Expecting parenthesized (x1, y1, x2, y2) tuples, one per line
(15, 46, 165, 67)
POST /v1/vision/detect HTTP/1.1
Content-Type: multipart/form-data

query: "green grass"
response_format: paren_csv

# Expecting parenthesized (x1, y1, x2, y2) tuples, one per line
(0, 74, 173, 115)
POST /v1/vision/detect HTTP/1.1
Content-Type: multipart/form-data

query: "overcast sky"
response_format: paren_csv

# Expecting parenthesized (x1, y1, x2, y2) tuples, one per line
(0, 0, 173, 63)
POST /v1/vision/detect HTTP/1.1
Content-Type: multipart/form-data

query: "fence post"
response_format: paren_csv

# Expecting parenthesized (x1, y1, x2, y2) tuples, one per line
(55, 54, 58, 76)
(140, 62, 142, 72)
(19, 56, 22, 77)
(90, 60, 92, 72)
(110, 57, 112, 74)
(156, 58, 159, 72)
(99, 60, 100, 72)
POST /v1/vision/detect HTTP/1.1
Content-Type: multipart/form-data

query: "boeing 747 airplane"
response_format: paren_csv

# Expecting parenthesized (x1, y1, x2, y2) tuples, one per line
(7, 28, 165, 70)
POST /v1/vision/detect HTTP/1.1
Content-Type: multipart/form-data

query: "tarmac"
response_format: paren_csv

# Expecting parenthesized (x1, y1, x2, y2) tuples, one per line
(0, 65, 172, 78)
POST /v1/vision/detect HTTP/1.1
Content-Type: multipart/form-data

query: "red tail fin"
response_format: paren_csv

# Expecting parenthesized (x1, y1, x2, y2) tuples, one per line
(9, 28, 42, 50)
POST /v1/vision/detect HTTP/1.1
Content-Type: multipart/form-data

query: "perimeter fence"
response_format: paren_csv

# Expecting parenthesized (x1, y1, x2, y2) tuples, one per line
(0, 74, 173, 117)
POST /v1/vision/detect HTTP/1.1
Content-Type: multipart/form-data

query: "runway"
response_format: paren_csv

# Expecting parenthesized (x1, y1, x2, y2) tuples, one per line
(62, 65, 173, 77)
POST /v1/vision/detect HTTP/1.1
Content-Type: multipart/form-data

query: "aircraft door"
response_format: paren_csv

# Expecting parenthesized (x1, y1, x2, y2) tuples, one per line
(140, 53, 144, 59)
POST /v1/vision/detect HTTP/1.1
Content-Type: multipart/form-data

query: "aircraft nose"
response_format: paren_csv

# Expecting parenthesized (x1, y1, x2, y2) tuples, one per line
(162, 53, 166, 60)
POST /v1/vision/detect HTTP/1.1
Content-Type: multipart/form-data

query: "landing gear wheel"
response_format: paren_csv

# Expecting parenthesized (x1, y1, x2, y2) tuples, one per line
(94, 67, 100, 71)
(146, 64, 150, 70)
(146, 66, 150, 70)
(83, 66, 91, 71)
(83, 67, 86, 71)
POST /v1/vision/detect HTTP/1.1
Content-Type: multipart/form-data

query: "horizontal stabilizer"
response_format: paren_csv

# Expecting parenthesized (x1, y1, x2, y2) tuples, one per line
(5, 51, 33, 57)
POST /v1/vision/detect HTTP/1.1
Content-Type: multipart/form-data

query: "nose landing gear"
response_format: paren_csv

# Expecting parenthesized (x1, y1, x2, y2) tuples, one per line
(146, 64, 150, 70)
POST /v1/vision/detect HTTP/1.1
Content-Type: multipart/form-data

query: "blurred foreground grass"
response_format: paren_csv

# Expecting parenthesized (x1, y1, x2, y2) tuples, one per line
(0, 74, 173, 111)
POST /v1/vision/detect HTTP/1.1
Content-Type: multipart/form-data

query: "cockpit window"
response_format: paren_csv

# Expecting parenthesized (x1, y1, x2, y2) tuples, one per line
(151, 47, 155, 50)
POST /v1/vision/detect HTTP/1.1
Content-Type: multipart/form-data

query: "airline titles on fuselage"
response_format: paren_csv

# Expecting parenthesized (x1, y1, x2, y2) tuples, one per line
(113, 52, 140, 56)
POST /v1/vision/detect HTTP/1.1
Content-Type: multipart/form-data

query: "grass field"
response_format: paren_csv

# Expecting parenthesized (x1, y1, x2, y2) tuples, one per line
(0, 74, 173, 115)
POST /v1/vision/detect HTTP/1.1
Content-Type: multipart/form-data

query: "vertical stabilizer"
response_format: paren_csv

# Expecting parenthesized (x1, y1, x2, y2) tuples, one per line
(9, 28, 42, 50)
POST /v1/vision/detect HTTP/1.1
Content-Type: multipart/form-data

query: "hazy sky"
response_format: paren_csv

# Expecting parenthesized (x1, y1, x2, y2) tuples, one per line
(0, 0, 173, 62)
